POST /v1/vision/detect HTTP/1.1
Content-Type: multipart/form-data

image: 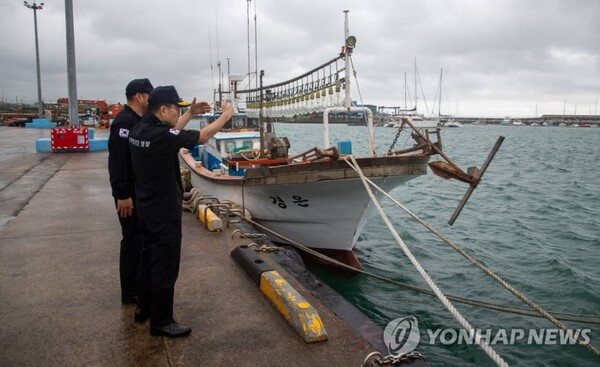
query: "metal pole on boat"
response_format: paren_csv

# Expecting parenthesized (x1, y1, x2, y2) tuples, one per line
(64, 0, 79, 127)
(23, 1, 45, 118)
(253, 0, 258, 89)
(259, 70, 264, 157)
(343, 10, 351, 109)
(246, 0, 251, 84)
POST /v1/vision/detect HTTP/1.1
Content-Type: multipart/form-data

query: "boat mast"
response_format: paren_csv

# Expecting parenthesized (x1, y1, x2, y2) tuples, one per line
(259, 70, 264, 157)
(217, 61, 222, 107)
(404, 72, 407, 110)
(343, 10, 351, 109)
(414, 57, 418, 113)
(438, 68, 443, 118)
(247, 0, 251, 85)
(246, 0, 259, 89)
(254, 0, 258, 89)
(323, 11, 374, 156)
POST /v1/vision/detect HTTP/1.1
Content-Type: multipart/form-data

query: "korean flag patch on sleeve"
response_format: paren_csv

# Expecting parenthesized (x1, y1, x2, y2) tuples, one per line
(119, 128, 129, 138)
(169, 128, 180, 136)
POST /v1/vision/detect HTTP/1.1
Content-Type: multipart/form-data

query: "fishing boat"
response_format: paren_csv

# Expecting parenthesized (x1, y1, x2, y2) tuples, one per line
(179, 12, 483, 268)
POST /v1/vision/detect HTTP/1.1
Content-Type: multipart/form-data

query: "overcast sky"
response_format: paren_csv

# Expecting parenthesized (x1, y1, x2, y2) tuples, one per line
(1, 0, 598, 118)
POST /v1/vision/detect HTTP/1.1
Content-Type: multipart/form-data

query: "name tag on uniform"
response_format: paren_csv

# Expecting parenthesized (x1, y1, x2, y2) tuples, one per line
(169, 128, 180, 136)
(119, 128, 129, 138)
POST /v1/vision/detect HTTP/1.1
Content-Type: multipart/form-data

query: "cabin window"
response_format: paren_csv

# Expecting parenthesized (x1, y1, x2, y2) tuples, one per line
(225, 142, 236, 153)
(233, 116, 245, 128)
(242, 140, 254, 149)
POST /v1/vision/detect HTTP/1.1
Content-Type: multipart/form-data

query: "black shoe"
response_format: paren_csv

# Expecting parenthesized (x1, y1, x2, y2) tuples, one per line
(121, 295, 138, 305)
(150, 322, 191, 338)
(134, 307, 150, 323)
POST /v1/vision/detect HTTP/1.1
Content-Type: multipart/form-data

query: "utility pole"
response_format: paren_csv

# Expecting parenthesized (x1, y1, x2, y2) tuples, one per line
(23, 1, 45, 118)
(64, 0, 79, 127)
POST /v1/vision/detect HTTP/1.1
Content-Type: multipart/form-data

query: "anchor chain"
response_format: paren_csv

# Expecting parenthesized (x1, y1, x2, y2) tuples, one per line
(387, 120, 405, 155)
(362, 351, 425, 367)
(247, 242, 284, 253)
(230, 229, 270, 240)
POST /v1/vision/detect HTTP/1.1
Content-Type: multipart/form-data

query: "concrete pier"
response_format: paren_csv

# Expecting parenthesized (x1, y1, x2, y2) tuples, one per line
(0, 127, 375, 366)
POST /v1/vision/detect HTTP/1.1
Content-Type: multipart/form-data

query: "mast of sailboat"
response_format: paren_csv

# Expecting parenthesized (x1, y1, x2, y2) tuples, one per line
(404, 72, 408, 110)
(438, 68, 443, 119)
(414, 57, 417, 111)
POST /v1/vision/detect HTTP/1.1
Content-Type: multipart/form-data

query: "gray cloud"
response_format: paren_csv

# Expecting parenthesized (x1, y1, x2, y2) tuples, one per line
(1, 0, 598, 117)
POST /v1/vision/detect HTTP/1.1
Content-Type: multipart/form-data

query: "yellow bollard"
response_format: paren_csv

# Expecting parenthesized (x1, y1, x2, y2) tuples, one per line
(197, 204, 223, 231)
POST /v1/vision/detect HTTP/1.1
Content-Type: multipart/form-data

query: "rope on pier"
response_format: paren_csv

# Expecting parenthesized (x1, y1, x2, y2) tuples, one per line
(342, 156, 600, 359)
(182, 187, 202, 213)
(345, 155, 509, 367)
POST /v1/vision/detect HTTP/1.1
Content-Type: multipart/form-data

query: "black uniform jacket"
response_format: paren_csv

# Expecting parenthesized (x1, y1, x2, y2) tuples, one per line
(128, 113, 200, 222)
(108, 105, 141, 200)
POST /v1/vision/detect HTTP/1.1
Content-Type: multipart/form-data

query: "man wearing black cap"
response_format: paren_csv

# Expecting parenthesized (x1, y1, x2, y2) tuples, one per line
(129, 85, 234, 337)
(108, 78, 154, 305)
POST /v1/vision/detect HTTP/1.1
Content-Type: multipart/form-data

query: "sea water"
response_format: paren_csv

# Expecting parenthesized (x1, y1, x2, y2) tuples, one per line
(271, 122, 600, 366)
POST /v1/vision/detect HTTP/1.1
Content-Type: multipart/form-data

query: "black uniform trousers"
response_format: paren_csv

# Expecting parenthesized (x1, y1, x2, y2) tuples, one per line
(114, 198, 142, 300)
(137, 216, 182, 327)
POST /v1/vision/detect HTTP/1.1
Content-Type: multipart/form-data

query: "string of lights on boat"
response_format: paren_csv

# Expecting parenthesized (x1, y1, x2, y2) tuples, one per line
(236, 54, 348, 118)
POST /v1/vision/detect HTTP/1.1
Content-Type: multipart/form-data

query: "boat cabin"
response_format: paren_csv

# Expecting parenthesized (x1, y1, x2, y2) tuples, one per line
(188, 112, 262, 176)
(201, 131, 261, 176)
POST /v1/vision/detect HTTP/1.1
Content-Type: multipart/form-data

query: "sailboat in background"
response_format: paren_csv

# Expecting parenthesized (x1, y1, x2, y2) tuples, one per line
(436, 68, 462, 128)
(383, 59, 439, 130)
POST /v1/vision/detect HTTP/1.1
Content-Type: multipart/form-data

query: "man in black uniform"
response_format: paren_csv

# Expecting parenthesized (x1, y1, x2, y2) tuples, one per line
(129, 85, 234, 337)
(108, 78, 153, 304)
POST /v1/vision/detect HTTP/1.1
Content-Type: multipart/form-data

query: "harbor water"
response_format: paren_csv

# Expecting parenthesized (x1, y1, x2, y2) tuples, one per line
(272, 122, 600, 366)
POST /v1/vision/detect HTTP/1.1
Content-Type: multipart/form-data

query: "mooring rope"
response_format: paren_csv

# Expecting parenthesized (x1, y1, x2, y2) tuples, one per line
(342, 157, 600, 359)
(182, 187, 202, 213)
(346, 155, 509, 366)
(242, 216, 600, 325)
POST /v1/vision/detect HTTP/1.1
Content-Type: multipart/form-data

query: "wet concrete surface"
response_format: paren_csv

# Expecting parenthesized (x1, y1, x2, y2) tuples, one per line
(0, 127, 374, 366)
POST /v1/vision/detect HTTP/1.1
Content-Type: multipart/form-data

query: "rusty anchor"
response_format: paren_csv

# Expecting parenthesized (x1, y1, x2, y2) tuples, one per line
(400, 117, 505, 225)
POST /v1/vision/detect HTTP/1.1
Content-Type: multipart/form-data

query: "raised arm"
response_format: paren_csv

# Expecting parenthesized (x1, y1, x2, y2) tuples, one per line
(174, 98, 211, 131)
(198, 101, 235, 143)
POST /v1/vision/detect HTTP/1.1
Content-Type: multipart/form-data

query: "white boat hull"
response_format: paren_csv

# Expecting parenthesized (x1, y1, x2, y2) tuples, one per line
(180, 151, 427, 252)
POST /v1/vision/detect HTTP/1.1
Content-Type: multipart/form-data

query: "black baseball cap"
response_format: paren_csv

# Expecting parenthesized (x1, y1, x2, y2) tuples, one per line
(148, 86, 190, 108)
(125, 78, 154, 96)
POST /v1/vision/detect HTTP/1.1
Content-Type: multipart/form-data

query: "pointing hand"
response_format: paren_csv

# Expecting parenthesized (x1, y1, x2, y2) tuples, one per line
(189, 98, 211, 115)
